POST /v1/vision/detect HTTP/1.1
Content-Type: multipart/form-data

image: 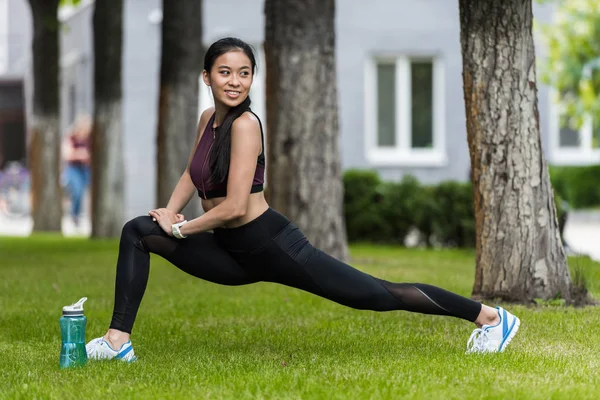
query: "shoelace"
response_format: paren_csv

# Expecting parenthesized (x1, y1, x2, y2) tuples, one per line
(466, 327, 490, 353)
(86, 338, 113, 359)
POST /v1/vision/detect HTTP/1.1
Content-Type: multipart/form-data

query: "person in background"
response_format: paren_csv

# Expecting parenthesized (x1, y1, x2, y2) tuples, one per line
(62, 115, 92, 226)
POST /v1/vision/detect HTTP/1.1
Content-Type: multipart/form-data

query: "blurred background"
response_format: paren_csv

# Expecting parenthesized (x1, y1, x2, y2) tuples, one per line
(0, 0, 598, 260)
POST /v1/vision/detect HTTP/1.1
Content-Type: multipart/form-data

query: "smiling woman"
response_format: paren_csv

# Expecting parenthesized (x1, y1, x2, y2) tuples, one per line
(84, 37, 521, 363)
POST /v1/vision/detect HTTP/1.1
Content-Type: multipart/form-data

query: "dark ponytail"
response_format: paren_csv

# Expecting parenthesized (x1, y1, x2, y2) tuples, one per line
(203, 37, 257, 185)
(208, 96, 252, 184)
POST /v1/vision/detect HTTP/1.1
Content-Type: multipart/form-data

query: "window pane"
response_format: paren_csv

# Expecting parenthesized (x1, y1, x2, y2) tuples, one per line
(411, 61, 433, 148)
(559, 115, 580, 148)
(377, 63, 396, 147)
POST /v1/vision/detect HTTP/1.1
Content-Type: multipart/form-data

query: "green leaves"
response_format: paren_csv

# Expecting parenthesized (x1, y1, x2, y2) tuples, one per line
(538, 0, 600, 128)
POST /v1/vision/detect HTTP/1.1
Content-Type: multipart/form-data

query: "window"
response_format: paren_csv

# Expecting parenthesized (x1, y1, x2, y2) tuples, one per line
(549, 94, 600, 165)
(365, 56, 446, 166)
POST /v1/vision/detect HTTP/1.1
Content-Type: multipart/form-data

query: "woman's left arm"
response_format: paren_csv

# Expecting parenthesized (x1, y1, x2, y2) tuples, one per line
(178, 114, 262, 236)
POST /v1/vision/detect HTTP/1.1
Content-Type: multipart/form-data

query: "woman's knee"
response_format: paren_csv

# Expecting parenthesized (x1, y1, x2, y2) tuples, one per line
(121, 215, 156, 239)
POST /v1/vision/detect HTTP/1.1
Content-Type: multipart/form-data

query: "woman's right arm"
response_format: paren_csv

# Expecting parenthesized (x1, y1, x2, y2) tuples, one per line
(165, 107, 215, 214)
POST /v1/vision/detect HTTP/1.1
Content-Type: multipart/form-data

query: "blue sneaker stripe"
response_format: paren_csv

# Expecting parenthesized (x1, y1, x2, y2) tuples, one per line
(115, 345, 133, 359)
(499, 314, 517, 349)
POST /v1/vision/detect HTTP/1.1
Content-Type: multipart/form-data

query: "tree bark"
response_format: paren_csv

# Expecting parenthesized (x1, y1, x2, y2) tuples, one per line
(264, 0, 349, 261)
(459, 0, 580, 303)
(27, 0, 62, 232)
(91, 0, 124, 237)
(156, 0, 203, 214)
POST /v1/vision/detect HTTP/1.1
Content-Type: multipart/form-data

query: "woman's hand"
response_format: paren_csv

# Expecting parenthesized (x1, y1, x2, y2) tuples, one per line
(148, 208, 185, 236)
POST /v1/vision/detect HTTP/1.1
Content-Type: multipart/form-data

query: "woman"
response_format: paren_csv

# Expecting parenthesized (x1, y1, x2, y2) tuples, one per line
(62, 115, 92, 226)
(86, 38, 520, 362)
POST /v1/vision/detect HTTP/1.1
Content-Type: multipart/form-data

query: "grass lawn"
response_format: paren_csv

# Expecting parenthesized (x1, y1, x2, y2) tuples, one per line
(1, 236, 600, 399)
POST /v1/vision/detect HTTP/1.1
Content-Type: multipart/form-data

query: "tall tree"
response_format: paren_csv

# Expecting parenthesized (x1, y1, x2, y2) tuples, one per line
(156, 0, 203, 211)
(91, 0, 124, 237)
(27, 0, 62, 232)
(459, 0, 581, 303)
(264, 0, 349, 261)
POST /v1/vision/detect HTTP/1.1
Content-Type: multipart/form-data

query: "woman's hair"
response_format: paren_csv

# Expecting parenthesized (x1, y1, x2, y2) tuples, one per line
(204, 37, 257, 185)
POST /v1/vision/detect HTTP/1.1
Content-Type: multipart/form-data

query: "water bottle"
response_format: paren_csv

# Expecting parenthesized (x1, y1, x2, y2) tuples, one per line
(59, 297, 88, 369)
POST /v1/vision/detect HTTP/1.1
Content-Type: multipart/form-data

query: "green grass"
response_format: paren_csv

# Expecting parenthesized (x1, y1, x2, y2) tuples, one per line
(1, 237, 600, 399)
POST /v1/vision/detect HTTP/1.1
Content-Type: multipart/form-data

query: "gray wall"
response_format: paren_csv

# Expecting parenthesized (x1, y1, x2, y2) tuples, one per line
(121, 0, 161, 219)
(338, 0, 465, 184)
(7, 0, 31, 74)
(338, 0, 555, 184)
(8, 0, 560, 219)
(59, 3, 94, 133)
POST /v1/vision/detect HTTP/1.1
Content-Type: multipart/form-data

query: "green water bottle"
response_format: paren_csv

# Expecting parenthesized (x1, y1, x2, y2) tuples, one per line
(59, 297, 88, 369)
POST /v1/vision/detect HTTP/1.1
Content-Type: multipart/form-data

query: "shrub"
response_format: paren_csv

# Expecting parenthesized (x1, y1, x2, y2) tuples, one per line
(342, 169, 567, 248)
(429, 181, 475, 248)
(343, 169, 390, 242)
(379, 175, 423, 244)
(549, 165, 600, 209)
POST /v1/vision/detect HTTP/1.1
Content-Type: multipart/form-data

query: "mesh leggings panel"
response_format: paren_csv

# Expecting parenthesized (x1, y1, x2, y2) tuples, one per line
(376, 281, 481, 321)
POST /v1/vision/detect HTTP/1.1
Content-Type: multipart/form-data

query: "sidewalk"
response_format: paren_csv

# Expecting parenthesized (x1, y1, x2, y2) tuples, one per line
(0, 214, 91, 237)
(562, 210, 600, 262)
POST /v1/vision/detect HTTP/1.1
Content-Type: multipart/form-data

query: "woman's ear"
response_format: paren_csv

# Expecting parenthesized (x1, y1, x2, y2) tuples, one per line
(202, 70, 211, 87)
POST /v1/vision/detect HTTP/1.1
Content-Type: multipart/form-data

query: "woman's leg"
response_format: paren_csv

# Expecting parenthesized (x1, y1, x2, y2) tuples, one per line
(69, 166, 85, 221)
(97, 216, 257, 354)
(249, 221, 519, 352)
(243, 222, 479, 321)
(258, 223, 511, 323)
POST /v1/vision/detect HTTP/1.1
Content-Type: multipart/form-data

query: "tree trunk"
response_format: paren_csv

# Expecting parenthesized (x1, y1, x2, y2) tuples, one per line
(459, 0, 580, 303)
(156, 0, 203, 214)
(91, 0, 124, 238)
(27, 0, 62, 232)
(264, 0, 349, 261)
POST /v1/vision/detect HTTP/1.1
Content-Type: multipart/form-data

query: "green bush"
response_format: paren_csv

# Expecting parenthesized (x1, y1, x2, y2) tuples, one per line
(429, 181, 475, 248)
(343, 169, 390, 242)
(549, 165, 600, 209)
(342, 170, 569, 248)
(342, 170, 476, 247)
(412, 185, 437, 247)
(379, 176, 422, 244)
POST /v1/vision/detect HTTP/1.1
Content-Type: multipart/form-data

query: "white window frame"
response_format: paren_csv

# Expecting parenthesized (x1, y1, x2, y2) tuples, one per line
(548, 92, 600, 165)
(364, 55, 447, 167)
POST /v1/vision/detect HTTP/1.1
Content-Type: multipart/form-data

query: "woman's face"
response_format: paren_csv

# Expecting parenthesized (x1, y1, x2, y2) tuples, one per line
(204, 50, 254, 109)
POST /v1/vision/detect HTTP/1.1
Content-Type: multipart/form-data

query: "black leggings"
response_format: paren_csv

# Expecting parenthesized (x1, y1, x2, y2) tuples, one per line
(110, 208, 482, 333)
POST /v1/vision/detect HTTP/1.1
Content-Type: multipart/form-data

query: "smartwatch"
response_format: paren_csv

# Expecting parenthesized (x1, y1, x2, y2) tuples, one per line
(171, 220, 188, 239)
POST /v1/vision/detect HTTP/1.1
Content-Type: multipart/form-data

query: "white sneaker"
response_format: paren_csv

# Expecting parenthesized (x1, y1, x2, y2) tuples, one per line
(466, 306, 520, 353)
(86, 337, 137, 362)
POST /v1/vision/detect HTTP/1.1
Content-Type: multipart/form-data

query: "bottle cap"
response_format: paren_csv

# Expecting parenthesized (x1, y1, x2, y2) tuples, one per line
(62, 297, 88, 316)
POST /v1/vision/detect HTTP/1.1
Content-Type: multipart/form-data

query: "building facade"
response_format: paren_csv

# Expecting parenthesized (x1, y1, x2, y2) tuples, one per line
(1, 0, 597, 220)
